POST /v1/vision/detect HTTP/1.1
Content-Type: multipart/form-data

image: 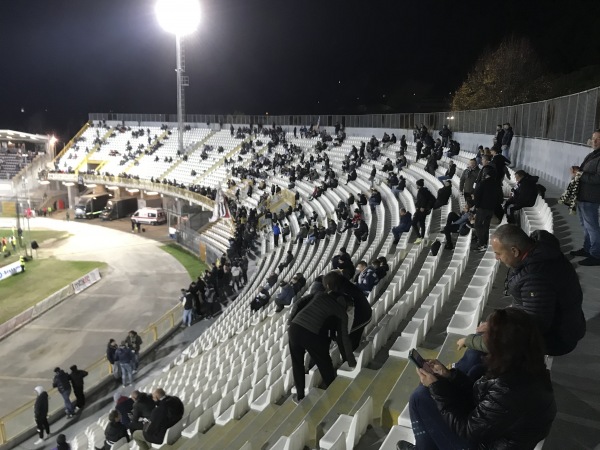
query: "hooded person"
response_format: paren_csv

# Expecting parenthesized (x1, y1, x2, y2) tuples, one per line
(34, 385, 50, 445)
(113, 391, 134, 427)
(54, 433, 71, 450)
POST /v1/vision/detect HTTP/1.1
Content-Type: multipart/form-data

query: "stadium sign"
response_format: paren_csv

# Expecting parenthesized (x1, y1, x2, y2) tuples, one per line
(0, 261, 22, 281)
(71, 268, 101, 294)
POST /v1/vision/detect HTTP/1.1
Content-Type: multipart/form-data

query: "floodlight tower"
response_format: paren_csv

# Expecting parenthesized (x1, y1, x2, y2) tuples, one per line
(155, 0, 201, 154)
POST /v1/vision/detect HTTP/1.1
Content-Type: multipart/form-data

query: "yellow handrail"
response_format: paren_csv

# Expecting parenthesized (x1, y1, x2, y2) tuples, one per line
(53, 122, 90, 163)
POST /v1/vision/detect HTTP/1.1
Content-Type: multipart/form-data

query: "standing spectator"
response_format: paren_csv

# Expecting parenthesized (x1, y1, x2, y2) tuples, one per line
(473, 166, 498, 251)
(570, 129, 600, 266)
(392, 208, 412, 245)
(501, 122, 514, 161)
(115, 342, 135, 387)
(106, 339, 120, 380)
(33, 386, 50, 446)
(287, 272, 356, 403)
(104, 410, 130, 450)
(230, 263, 243, 289)
(493, 124, 505, 149)
(52, 367, 75, 418)
(459, 158, 480, 203)
(439, 124, 452, 147)
(68, 365, 88, 410)
(272, 222, 281, 247)
(181, 289, 194, 327)
(125, 330, 142, 372)
(412, 179, 436, 244)
(113, 391, 135, 427)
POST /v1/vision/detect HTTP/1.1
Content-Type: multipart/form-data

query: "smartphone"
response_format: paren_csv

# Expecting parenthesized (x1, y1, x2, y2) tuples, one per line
(408, 348, 426, 369)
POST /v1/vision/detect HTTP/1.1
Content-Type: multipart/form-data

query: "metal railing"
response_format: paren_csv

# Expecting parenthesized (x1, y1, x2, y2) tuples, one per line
(89, 85, 600, 146)
(0, 303, 183, 445)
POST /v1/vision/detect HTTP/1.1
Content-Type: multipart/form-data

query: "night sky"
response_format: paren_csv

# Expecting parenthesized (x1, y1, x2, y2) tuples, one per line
(1, 0, 598, 139)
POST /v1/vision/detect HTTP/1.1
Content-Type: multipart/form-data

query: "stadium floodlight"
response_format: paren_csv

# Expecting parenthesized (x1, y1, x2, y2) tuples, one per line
(155, 0, 201, 155)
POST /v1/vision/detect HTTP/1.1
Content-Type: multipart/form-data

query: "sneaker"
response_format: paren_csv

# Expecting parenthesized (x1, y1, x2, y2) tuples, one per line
(570, 248, 590, 257)
(291, 394, 302, 405)
(477, 245, 487, 252)
(34, 438, 45, 445)
(579, 256, 600, 266)
(67, 413, 74, 418)
(414, 237, 423, 244)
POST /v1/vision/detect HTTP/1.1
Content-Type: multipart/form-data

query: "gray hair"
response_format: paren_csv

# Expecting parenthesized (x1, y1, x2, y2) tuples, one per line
(492, 224, 534, 250)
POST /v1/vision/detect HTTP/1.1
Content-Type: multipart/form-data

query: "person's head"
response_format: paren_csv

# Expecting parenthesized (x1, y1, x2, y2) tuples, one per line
(400, 208, 407, 216)
(152, 388, 166, 402)
(70, 365, 77, 372)
(322, 271, 345, 293)
(514, 170, 527, 183)
(490, 146, 499, 155)
(120, 340, 127, 347)
(496, 124, 502, 130)
(340, 247, 346, 254)
(371, 259, 380, 268)
(416, 179, 425, 189)
(481, 155, 491, 165)
(54, 367, 61, 374)
(109, 339, 117, 348)
(56, 434, 67, 445)
(592, 129, 600, 150)
(356, 260, 367, 272)
(491, 224, 535, 268)
(484, 308, 547, 378)
(131, 390, 140, 401)
(503, 122, 511, 129)
(468, 158, 477, 169)
(108, 409, 121, 423)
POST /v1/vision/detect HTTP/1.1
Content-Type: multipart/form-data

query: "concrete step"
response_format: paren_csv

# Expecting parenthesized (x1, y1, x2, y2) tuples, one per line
(212, 404, 279, 450)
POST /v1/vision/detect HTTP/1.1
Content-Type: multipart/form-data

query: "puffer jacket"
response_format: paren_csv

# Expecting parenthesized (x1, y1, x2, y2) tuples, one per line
(577, 148, 600, 203)
(355, 266, 378, 293)
(429, 369, 556, 449)
(506, 174, 539, 210)
(507, 239, 586, 355)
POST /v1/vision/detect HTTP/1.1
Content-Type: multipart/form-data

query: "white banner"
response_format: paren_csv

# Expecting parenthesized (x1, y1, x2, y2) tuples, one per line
(71, 268, 102, 294)
(0, 261, 23, 282)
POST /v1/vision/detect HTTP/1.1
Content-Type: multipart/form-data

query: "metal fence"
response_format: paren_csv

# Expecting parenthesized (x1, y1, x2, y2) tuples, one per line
(89, 86, 600, 146)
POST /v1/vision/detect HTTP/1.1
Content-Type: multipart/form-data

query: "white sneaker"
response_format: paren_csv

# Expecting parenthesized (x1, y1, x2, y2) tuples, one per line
(414, 238, 423, 244)
(34, 438, 45, 445)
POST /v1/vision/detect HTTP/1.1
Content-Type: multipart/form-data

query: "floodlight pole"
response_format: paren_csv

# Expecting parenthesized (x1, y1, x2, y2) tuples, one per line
(175, 34, 187, 154)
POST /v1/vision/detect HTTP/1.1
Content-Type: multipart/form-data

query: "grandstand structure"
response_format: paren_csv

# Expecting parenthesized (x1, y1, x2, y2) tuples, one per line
(1, 86, 598, 449)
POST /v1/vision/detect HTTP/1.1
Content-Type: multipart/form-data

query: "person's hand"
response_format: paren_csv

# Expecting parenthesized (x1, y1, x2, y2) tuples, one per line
(427, 359, 451, 378)
(457, 337, 467, 350)
(476, 321, 488, 334)
(420, 207, 425, 212)
(416, 367, 438, 387)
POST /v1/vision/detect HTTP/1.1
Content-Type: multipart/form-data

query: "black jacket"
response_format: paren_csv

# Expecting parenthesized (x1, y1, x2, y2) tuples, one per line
(577, 148, 600, 203)
(69, 368, 88, 391)
(505, 174, 539, 210)
(433, 185, 452, 209)
(143, 397, 171, 444)
(34, 391, 48, 419)
(104, 421, 130, 448)
(429, 369, 556, 449)
(415, 187, 436, 211)
(131, 392, 156, 425)
(460, 166, 480, 194)
(52, 370, 71, 393)
(507, 238, 585, 355)
(474, 177, 498, 210)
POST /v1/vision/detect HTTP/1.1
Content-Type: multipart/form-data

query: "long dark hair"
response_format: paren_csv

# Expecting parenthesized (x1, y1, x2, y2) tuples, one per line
(485, 309, 547, 378)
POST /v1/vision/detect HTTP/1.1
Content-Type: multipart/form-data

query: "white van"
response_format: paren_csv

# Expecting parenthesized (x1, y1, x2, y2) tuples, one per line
(131, 207, 167, 225)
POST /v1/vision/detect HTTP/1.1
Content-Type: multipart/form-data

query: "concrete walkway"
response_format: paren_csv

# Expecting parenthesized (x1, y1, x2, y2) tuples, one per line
(0, 217, 190, 418)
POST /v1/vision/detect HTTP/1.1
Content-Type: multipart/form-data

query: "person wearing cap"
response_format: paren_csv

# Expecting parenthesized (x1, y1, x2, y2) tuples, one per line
(34, 386, 50, 445)
(412, 179, 436, 244)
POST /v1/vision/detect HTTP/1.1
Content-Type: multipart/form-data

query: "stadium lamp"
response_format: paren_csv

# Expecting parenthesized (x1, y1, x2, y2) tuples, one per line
(155, 0, 201, 155)
(49, 135, 57, 145)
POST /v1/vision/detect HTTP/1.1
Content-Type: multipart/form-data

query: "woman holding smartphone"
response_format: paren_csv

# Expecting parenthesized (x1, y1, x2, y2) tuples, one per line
(398, 309, 556, 450)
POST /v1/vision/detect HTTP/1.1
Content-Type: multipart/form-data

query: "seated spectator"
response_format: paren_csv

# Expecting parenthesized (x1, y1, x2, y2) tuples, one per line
(132, 389, 184, 450)
(287, 272, 356, 403)
(392, 208, 412, 245)
(376, 256, 389, 279)
(399, 308, 556, 450)
(437, 160, 456, 182)
(354, 260, 378, 294)
(129, 390, 156, 431)
(353, 219, 369, 243)
(113, 392, 134, 427)
(503, 170, 539, 224)
(104, 410, 130, 450)
(442, 202, 475, 250)
(326, 218, 337, 235)
(432, 180, 452, 209)
(357, 192, 368, 208)
(291, 273, 307, 294)
(264, 272, 278, 289)
(278, 250, 294, 273)
(368, 188, 382, 212)
(425, 153, 438, 176)
(275, 281, 296, 312)
(250, 288, 271, 312)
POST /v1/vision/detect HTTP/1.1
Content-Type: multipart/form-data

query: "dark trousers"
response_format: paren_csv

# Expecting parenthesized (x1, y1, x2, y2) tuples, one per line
(454, 348, 487, 382)
(349, 325, 366, 351)
(463, 192, 473, 204)
(35, 417, 50, 439)
(474, 209, 493, 246)
(289, 323, 336, 400)
(74, 387, 85, 408)
(409, 384, 475, 450)
(412, 210, 427, 238)
(274, 234, 279, 247)
(443, 212, 461, 246)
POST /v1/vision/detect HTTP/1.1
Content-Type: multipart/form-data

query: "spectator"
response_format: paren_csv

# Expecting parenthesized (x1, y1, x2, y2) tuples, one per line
(265, 271, 278, 289)
(125, 330, 142, 372)
(425, 153, 438, 176)
(278, 250, 294, 273)
(398, 308, 556, 450)
(104, 410, 130, 450)
(106, 339, 120, 381)
(353, 219, 369, 243)
(250, 288, 270, 311)
(113, 391, 135, 427)
(34, 386, 50, 446)
(230, 263, 243, 290)
(473, 166, 498, 251)
(432, 180, 452, 209)
(115, 341, 135, 388)
(570, 129, 600, 266)
(132, 389, 184, 450)
(54, 434, 70, 450)
(287, 272, 356, 403)
(275, 281, 295, 312)
(368, 188, 382, 212)
(272, 222, 281, 247)
(52, 367, 75, 418)
(181, 289, 194, 327)
(354, 261, 379, 294)
(129, 390, 157, 431)
(501, 122, 514, 161)
(442, 203, 475, 250)
(392, 208, 412, 245)
(291, 273, 307, 294)
(376, 256, 389, 279)
(493, 124, 505, 149)
(68, 365, 88, 410)
(503, 170, 539, 224)
(437, 160, 455, 182)
(412, 179, 436, 244)
(459, 158, 480, 203)
(439, 124, 452, 146)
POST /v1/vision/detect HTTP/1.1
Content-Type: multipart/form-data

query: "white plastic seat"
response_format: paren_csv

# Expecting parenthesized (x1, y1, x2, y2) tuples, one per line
(269, 420, 309, 450)
(319, 397, 373, 450)
(151, 418, 184, 448)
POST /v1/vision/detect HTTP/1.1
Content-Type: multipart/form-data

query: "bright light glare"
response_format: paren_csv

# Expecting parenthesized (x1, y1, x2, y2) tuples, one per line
(155, 0, 201, 36)
(49, 135, 57, 145)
